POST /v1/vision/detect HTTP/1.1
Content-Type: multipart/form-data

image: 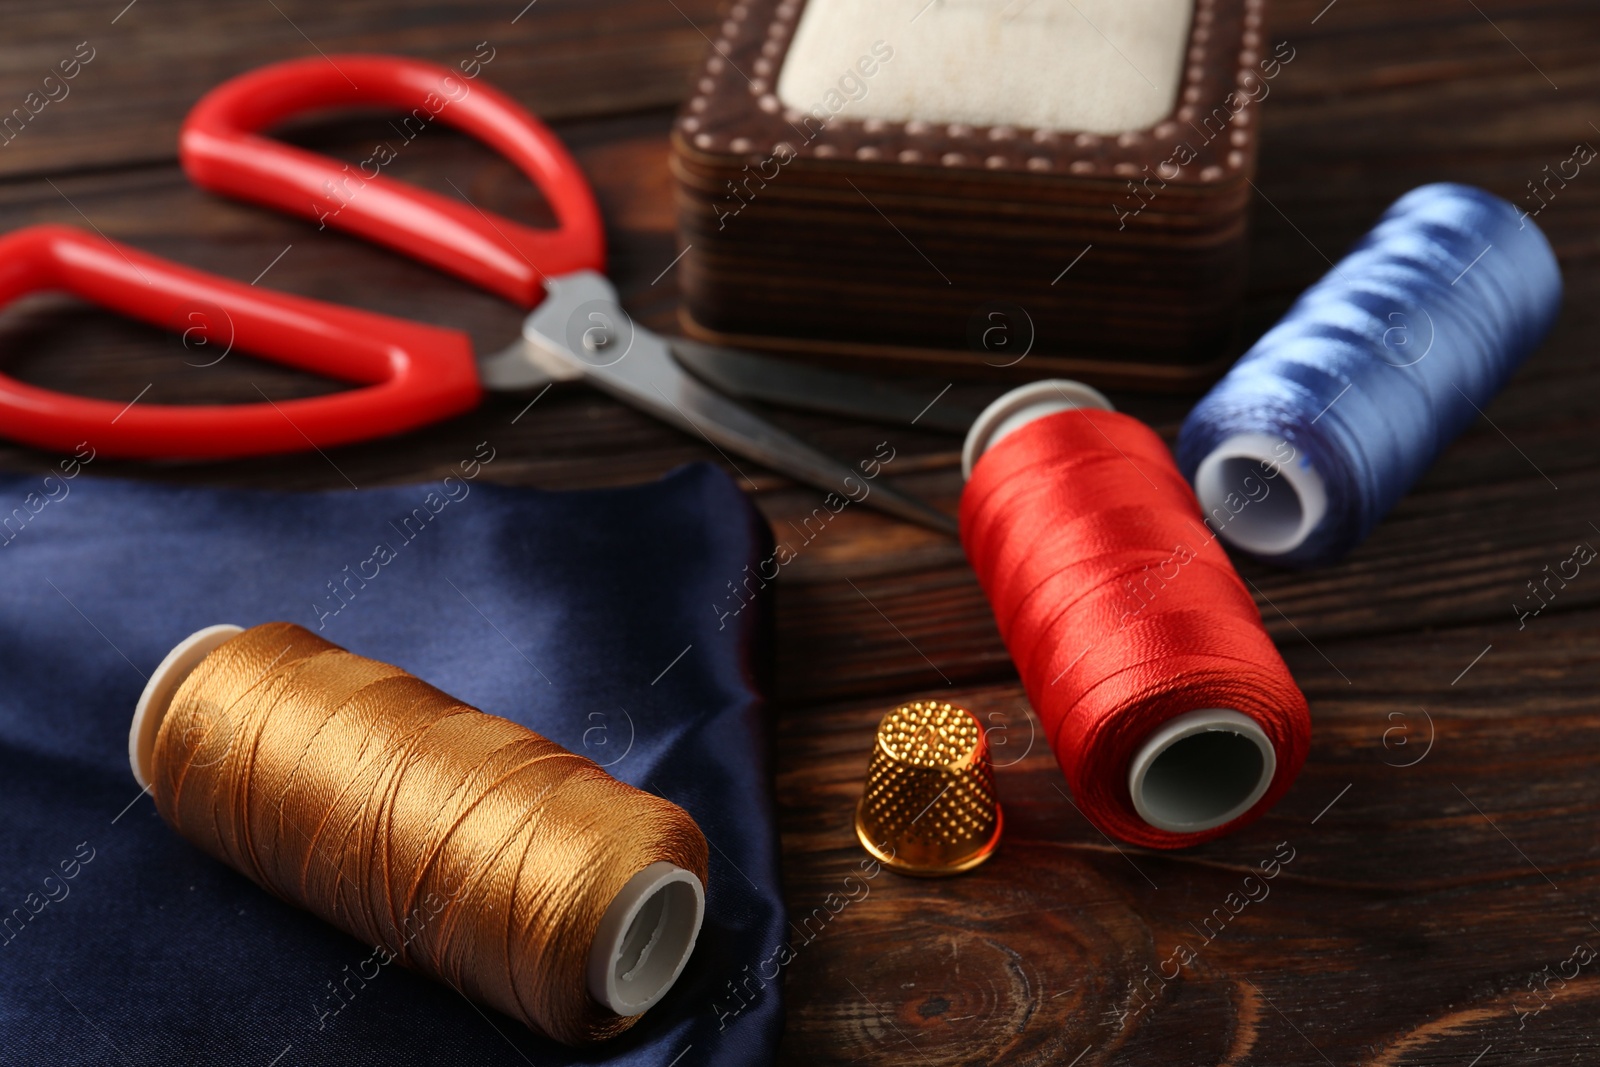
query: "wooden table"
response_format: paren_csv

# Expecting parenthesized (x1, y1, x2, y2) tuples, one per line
(4, 1, 1598, 1063)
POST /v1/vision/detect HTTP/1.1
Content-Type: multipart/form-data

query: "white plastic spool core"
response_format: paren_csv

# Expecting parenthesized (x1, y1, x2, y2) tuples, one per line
(1193, 432, 1328, 558)
(965, 382, 1280, 835)
(1127, 709, 1277, 833)
(130, 626, 705, 1018)
(960, 378, 1114, 479)
(129, 623, 244, 790)
(586, 860, 705, 1016)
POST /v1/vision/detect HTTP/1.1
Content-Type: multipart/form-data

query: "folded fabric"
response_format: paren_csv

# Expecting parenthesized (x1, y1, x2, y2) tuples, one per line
(0, 459, 782, 1067)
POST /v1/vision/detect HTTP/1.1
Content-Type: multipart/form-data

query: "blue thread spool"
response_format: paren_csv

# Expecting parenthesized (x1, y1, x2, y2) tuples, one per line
(1176, 183, 1562, 566)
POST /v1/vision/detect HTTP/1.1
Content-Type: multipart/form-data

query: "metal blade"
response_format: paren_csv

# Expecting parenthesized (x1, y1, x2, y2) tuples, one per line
(671, 339, 978, 434)
(522, 272, 959, 536)
(476, 336, 572, 391)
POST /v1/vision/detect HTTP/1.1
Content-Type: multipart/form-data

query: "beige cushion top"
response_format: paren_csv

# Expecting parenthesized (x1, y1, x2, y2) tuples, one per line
(776, 0, 1193, 134)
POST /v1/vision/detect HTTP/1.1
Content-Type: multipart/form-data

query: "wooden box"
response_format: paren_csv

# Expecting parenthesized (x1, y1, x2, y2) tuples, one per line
(670, 0, 1282, 387)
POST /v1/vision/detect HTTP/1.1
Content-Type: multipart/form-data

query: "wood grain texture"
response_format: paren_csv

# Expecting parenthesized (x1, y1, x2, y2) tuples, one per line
(0, 0, 723, 178)
(0, 0, 1596, 1063)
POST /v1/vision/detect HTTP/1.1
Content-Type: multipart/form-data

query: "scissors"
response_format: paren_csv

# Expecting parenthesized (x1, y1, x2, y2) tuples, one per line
(0, 55, 961, 534)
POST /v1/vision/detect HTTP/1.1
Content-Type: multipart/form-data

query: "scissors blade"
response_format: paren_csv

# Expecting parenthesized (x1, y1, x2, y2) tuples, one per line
(476, 337, 571, 391)
(522, 272, 958, 536)
(669, 340, 978, 435)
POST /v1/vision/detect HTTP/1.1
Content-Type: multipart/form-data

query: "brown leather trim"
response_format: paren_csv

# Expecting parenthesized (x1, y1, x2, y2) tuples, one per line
(675, 0, 1267, 183)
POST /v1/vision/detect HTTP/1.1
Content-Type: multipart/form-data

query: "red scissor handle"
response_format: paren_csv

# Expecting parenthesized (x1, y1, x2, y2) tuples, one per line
(0, 225, 482, 459)
(180, 54, 605, 308)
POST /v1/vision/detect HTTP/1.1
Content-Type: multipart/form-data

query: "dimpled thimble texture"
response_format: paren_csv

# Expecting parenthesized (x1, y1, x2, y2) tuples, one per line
(855, 701, 1002, 876)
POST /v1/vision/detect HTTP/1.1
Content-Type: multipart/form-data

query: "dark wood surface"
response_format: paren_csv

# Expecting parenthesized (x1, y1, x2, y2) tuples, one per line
(4, 1, 1599, 1064)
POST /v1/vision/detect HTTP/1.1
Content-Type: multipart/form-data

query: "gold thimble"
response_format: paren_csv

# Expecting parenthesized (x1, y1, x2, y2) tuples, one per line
(855, 701, 1002, 876)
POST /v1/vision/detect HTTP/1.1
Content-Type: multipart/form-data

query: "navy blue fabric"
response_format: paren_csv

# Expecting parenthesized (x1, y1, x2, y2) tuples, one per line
(0, 462, 782, 1066)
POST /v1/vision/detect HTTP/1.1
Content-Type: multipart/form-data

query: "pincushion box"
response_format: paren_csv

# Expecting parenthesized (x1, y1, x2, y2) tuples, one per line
(670, 0, 1289, 387)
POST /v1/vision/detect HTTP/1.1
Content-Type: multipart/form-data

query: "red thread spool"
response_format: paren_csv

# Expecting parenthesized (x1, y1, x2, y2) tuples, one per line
(960, 382, 1310, 849)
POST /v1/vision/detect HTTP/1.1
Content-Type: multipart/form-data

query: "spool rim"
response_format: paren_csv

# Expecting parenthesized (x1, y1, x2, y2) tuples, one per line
(961, 379, 1115, 479)
(1193, 432, 1328, 558)
(129, 623, 246, 790)
(587, 861, 706, 1016)
(1127, 708, 1277, 833)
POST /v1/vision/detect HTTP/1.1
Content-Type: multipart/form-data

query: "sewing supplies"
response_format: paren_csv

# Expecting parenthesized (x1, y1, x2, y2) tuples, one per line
(855, 701, 1002, 876)
(1177, 182, 1563, 566)
(129, 622, 708, 1045)
(961, 381, 1310, 849)
(0, 55, 954, 535)
(673, 0, 1271, 382)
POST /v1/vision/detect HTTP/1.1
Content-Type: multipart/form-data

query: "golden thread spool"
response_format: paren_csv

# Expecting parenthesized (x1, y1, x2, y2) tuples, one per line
(127, 622, 709, 1045)
(854, 701, 1002, 876)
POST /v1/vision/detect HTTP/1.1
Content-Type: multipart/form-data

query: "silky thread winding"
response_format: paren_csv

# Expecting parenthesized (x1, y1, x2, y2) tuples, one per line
(962, 408, 1310, 849)
(1177, 182, 1562, 566)
(151, 622, 708, 1045)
